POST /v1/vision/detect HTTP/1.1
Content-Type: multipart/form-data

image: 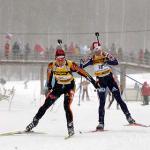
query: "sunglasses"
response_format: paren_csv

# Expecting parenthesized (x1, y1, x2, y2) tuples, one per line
(56, 56, 65, 61)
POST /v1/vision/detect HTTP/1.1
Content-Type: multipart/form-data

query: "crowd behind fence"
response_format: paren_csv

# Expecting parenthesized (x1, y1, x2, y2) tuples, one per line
(1, 41, 150, 66)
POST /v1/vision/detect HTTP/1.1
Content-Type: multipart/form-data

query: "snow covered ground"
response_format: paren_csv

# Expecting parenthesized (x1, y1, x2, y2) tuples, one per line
(0, 75, 150, 150)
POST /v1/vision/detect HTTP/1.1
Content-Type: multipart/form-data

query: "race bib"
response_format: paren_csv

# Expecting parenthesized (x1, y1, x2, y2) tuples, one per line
(94, 64, 111, 77)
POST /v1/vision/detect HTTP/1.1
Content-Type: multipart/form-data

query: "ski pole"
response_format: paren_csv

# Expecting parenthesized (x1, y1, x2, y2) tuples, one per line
(112, 67, 143, 86)
(78, 59, 84, 106)
(95, 32, 101, 46)
(57, 39, 62, 47)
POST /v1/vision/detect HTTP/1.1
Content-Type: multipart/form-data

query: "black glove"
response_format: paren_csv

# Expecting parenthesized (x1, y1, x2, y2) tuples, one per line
(94, 81, 100, 89)
(48, 86, 52, 91)
(91, 79, 100, 89)
(80, 63, 83, 68)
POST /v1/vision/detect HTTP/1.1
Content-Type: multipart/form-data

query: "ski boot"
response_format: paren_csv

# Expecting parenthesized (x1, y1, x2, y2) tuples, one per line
(126, 115, 136, 124)
(26, 117, 39, 132)
(67, 122, 74, 136)
(96, 123, 104, 130)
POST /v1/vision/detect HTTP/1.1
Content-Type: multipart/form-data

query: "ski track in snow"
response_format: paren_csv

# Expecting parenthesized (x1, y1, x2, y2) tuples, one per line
(0, 78, 150, 150)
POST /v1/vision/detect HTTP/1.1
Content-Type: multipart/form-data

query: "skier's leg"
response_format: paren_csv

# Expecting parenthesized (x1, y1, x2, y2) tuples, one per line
(96, 86, 106, 130)
(108, 76, 135, 124)
(64, 89, 75, 136)
(26, 90, 60, 131)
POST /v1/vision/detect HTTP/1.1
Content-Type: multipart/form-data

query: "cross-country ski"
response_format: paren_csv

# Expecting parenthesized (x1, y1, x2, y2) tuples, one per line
(124, 123, 150, 128)
(0, 130, 46, 136)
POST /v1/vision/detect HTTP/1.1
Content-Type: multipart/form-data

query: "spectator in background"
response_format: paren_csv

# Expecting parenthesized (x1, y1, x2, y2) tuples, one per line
(129, 51, 135, 63)
(81, 79, 90, 101)
(138, 49, 144, 64)
(24, 43, 31, 60)
(144, 49, 150, 65)
(44, 47, 50, 60)
(67, 42, 74, 56)
(141, 81, 150, 105)
(134, 82, 139, 90)
(64, 44, 68, 52)
(12, 41, 20, 59)
(109, 43, 117, 58)
(34, 43, 45, 59)
(117, 47, 123, 61)
(18, 40, 24, 59)
(4, 41, 10, 59)
(74, 44, 80, 55)
(49, 45, 55, 56)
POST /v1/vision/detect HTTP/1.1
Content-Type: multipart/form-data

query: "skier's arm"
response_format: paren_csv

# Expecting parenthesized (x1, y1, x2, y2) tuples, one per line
(46, 62, 53, 90)
(71, 62, 99, 89)
(104, 52, 118, 65)
(81, 58, 93, 68)
(106, 57, 118, 65)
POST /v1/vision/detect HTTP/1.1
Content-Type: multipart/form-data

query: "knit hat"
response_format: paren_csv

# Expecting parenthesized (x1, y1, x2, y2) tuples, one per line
(55, 49, 65, 57)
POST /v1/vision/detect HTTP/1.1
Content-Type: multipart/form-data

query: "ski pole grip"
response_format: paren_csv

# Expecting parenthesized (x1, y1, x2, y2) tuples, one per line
(95, 32, 99, 37)
(57, 39, 62, 44)
(79, 59, 83, 68)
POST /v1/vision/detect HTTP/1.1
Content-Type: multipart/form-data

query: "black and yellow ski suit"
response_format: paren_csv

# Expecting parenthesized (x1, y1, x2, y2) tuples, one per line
(34, 59, 98, 129)
(82, 51, 133, 126)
